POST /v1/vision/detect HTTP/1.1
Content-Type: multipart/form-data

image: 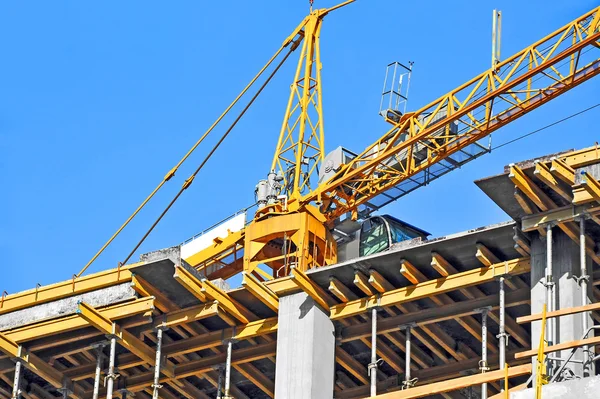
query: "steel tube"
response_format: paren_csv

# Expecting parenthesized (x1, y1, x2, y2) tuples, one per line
(405, 325, 412, 384)
(370, 307, 377, 397)
(12, 361, 22, 399)
(217, 367, 224, 399)
(481, 309, 489, 399)
(224, 340, 233, 398)
(580, 217, 590, 377)
(152, 328, 164, 399)
(106, 336, 117, 399)
(92, 346, 104, 399)
(546, 224, 554, 376)
(499, 276, 506, 370)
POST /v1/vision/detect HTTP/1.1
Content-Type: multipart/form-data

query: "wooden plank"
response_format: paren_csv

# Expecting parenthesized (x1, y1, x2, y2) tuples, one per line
(374, 364, 531, 398)
(517, 301, 600, 324)
(515, 335, 600, 359)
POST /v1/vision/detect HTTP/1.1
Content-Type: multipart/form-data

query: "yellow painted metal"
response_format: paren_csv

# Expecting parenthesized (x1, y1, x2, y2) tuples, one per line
(330, 258, 530, 320)
(201, 278, 258, 324)
(271, 1, 355, 198)
(241, 272, 279, 312)
(581, 171, 600, 202)
(173, 265, 207, 302)
(0, 263, 138, 316)
(290, 267, 331, 311)
(535, 304, 548, 399)
(510, 165, 554, 211)
(0, 333, 85, 398)
(3, 297, 155, 343)
(184, 229, 245, 269)
(152, 301, 219, 329)
(534, 161, 572, 202)
(76, 301, 176, 377)
(244, 210, 336, 276)
(550, 159, 576, 185)
(328, 277, 354, 303)
(292, 6, 600, 221)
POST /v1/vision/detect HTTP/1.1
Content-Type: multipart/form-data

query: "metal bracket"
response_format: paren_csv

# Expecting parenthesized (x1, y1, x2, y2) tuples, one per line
(496, 331, 511, 344)
(104, 370, 120, 387)
(573, 274, 590, 284)
(539, 276, 555, 288)
(367, 358, 384, 376)
(401, 377, 418, 390)
(478, 359, 490, 373)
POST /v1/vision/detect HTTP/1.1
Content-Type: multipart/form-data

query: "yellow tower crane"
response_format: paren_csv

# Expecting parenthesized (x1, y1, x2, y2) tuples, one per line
(78, 2, 600, 285)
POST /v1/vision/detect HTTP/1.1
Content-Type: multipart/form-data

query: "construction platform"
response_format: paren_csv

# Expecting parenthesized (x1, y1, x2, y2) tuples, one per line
(1, 144, 600, 399)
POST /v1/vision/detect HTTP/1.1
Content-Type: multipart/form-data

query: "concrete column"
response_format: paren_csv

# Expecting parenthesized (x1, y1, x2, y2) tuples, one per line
(274, 292, 335, 399)
(530, 230, 593, 378)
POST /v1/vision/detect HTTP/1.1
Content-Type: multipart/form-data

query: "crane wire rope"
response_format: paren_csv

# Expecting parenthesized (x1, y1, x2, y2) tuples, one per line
(491, 102, 600, 151)
(120, 46, 295, 266)
(76, 44, 288, 277)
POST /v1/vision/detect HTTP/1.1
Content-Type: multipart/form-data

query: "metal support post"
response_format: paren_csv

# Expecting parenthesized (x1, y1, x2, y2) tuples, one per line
(401, 323, 416, 390)
(216, 366, 224, 399)
(106, 335, 119, 399)
(579, 217, 591, 377)
(151, 328, 165, 399)
(224, 338, 234, 399)
(482, 308, 491, 399)
(545, 224, 555, 376)
(11, 360, 22, 399)
(498, 276, 507, 371)
(91, 343, 106, 399)
(369, 307, 378, 397)
(58, 381, 73, 399)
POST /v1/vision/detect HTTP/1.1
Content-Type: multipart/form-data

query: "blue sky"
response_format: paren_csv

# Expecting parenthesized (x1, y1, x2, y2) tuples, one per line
(1, 0, 599, 293)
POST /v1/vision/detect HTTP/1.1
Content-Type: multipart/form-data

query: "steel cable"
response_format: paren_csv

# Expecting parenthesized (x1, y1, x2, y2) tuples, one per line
(120, 47, 295, 266)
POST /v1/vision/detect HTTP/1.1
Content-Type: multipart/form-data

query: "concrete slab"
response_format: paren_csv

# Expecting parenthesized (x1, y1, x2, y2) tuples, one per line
(0, 282, 135, 330)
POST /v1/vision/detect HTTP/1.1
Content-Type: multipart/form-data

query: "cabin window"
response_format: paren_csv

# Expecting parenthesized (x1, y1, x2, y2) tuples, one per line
(359, 217, 389, 257)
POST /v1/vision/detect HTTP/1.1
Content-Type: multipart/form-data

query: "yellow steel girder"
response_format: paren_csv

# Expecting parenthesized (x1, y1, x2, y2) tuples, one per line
(0, 333, 85, 398)
(293, 6, 600, 221)
(3, 296, 155, 343)
(329, 257, 530, 320)
(76, 301, 176, 378)
(241, 272, 279, 312)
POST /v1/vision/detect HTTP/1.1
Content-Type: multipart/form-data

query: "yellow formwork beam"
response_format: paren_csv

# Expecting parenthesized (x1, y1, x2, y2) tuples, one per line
(201, 278, 257, 324)
(76, 301, 176, 378)
(152, 301, 219, 329)
(173, 265, 208, 302)
(0, 263, 140, 316)
(330, 258, 530, 320)
(534, 161, 572, 202)
(581, 171, 600, 203)
(0, 333, 85, 398)
(241, 272, 279, 312)
(3, 296, 155, 343)
(290, 267, 332, 311)
(550, 159, 575, 185)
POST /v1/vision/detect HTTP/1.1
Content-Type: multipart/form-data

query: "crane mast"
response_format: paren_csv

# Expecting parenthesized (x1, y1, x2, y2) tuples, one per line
(177, 4, 600, 281)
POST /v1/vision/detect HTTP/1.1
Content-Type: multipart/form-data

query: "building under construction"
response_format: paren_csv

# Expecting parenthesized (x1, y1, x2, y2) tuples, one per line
(2, 2, 600, 399)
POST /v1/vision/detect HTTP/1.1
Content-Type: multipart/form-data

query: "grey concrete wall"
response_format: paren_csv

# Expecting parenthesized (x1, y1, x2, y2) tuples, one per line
(530, 230, 593, 378)
(274, 292, 335, 399)
(512, 375, 600, 399)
